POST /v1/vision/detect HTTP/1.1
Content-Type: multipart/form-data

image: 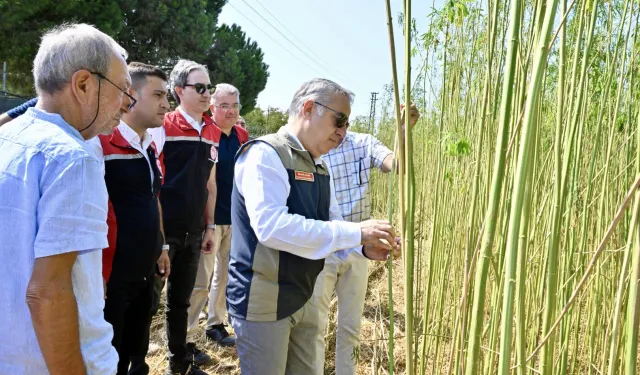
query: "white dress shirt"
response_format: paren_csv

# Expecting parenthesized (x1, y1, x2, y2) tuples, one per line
(178, 106, 202, 133)
(148, 106, 202, 154)
(89, 121, 156, 187)
(234, 127, 363, 260)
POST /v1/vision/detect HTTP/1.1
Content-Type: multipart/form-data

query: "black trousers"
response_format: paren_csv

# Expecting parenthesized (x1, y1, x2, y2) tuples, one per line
(152, 232, 203, 370)
(104, 275, 154, 375)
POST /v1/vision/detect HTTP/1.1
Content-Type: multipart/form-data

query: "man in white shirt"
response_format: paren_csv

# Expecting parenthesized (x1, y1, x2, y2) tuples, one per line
(90, 62, 172, 375)
(0, 23, 132, 375)
(226, 78, 401, 375)
(148, 60, 219, 375)
(314, 103, 419, 374)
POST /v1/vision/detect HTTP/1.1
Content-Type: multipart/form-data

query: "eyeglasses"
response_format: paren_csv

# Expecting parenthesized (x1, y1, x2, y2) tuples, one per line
(184, 83, 214, 95)
(314, 101, 349, 128)
(90, 72, 137, 110)
(212, 103, 242, 112)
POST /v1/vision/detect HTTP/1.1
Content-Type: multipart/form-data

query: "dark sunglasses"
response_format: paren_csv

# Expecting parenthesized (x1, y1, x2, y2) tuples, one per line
(90, 72, 137, 110)
(314, 101, 349, 128)
(184, 83, 214, 95)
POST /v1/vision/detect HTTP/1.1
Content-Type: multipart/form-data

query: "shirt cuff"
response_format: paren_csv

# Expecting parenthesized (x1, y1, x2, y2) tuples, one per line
(34, 235, 108, 259)
(335, 221, 361, 250)
(376, 151, 394, 169)
(359, 245, 372, 259)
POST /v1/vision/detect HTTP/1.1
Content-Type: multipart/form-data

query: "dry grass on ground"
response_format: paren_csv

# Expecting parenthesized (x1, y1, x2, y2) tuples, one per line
(146, 259, 407, 375)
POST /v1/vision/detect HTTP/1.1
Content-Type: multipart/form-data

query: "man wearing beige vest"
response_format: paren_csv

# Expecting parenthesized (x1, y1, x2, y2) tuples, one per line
(226, 78, 401, 374)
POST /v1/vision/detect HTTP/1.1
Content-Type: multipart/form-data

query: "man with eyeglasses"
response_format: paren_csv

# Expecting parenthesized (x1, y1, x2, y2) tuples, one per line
(186, 83, 248, 349)
(0, 23, 131, 375)
(226, 78, 401, 374)
(148, 59, 219, 375)
(312, 101, 419, 375)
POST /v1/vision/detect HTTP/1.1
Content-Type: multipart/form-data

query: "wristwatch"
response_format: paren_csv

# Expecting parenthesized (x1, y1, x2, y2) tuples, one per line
(162, 244, 170, 251)
(206, 224, 217, 230)
(361, 245, 373, 260)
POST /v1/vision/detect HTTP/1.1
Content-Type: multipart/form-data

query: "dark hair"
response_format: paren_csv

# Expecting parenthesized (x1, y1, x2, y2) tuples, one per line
(128, 62, 168, 91)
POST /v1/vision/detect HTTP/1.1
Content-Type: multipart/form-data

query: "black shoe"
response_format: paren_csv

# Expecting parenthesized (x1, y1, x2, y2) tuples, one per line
(186, 342, 212, 366)
(128, 356, 150, 375)
(206, 324, 236, 347)
(164, 362, 209, 375)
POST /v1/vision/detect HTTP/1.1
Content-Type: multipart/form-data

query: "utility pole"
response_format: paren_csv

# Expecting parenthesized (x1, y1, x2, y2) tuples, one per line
(2, 62, 6, 94)
(368, 92, 378, 133)
(266, 106, 271, 132)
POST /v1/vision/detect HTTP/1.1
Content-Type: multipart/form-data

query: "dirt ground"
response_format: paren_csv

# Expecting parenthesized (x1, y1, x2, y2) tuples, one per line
(145, 260, 406, 375)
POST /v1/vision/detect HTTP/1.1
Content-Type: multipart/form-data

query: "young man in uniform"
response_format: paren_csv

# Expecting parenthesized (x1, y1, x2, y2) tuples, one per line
(149, 59, 219, 375)
(91, 62, 172, 375)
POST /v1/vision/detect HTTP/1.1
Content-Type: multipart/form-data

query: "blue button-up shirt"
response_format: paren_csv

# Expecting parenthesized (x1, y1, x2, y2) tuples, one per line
(215, 126, 241, 225)
(0, 108, 118, 374)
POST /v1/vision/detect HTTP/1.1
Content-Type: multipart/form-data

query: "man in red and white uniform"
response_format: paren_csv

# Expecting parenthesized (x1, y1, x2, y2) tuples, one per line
(149, 59, 219, 375)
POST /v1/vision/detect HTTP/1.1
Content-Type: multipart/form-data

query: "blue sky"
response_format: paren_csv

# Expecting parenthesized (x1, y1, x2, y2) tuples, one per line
(218, 0, 436, 117)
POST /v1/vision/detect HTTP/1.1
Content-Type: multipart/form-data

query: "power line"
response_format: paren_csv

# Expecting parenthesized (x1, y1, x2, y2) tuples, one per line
(227, 2, 328, 78)
(252, 0, 354, 84)
(238, 0, 360, 90)
(238, 0, 336, 77)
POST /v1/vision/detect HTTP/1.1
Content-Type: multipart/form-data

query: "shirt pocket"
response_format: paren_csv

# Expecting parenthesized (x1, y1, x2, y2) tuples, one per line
(359, 157, 371, 185)
(348, 159, 362, 186)
(351, 158, 370, 186)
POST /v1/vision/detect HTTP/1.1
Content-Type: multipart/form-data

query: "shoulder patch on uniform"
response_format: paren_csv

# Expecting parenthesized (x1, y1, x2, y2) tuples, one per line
(294, 171, 314, 182)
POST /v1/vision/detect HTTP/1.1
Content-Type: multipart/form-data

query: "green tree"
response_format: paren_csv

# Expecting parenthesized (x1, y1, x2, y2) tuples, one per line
(243, 106, 288, 136)
(0, 0, 269, 110)
(0, 0, 123, 95)
(116, 0, 226, 65)
(243, 107, 266, 136)
(204, 24, 269, 114)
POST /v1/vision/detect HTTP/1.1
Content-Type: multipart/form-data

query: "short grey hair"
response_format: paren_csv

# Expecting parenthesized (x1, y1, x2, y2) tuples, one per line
(288, 78, 355, 118)
(169, 59, 209, 103)
(211, 83, 240, 104)
(33, 23, 128, 95)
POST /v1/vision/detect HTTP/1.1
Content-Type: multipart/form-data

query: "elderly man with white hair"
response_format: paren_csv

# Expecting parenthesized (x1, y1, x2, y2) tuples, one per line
(186, 83, 248, 348)
(0, 23, 133, 375)
(226, 78, 401, 374)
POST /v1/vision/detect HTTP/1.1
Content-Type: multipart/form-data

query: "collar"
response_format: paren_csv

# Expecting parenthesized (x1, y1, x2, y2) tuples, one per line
(26, 107, 84, 141)
(280, 125, 323, 166)
(216, 121, 237, 137)
(177, 107, 203, 130)
(117, 121, 153, 150)
(335, 131, 353, 149)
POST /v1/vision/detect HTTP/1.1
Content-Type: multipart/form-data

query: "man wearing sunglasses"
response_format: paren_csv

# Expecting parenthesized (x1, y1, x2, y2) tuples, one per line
(187, 83, 248, 349)
(312, 101, 420, 375)
(89, 62, 171, 375)
(226, 78, 401, 374)
(0, 23, 131, 375)
(148, 59, 219, 375)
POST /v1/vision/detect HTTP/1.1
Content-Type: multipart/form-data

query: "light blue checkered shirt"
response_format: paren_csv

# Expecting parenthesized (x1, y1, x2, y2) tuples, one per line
(323, 131, 393, 259)
(0, 108, 118, 374)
